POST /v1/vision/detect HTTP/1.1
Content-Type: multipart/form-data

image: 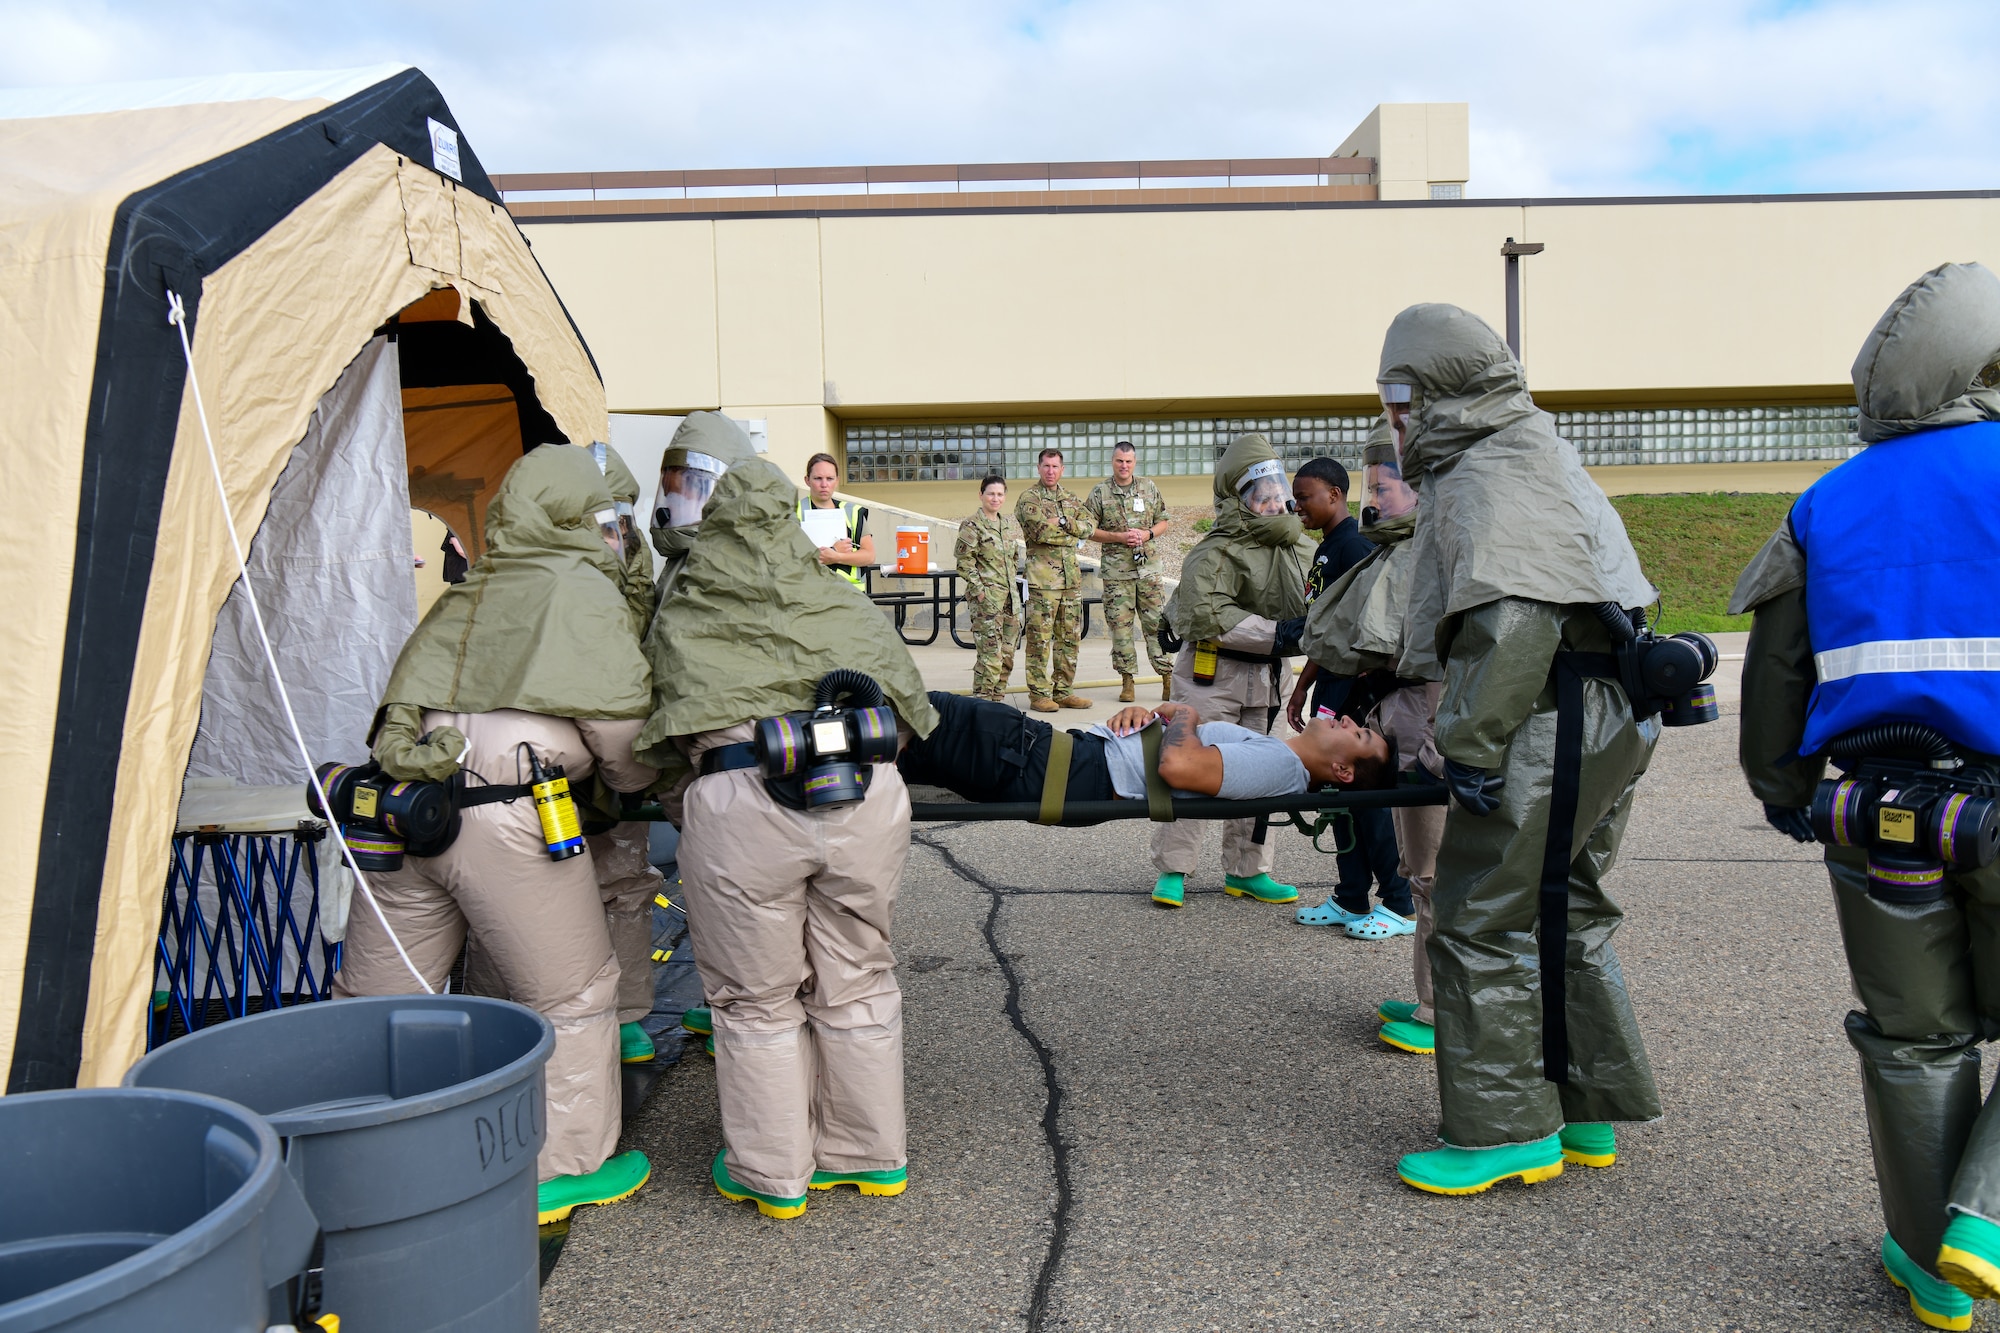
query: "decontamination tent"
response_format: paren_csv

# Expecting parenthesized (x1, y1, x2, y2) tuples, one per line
(0, 65, 609, 1092)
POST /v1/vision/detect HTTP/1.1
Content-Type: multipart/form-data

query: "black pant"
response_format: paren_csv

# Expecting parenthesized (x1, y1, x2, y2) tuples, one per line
(898, 692, 1117, 804)
(1334, 806, 1412, 915)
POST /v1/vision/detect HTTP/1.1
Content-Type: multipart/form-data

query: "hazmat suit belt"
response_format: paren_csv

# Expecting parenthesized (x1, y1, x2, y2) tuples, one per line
(1204, 642, 1289, 667)
(700, 743, 761, 777)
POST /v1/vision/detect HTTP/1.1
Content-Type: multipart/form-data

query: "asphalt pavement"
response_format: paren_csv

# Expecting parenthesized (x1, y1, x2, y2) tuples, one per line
(540, 674, 1989, 1331)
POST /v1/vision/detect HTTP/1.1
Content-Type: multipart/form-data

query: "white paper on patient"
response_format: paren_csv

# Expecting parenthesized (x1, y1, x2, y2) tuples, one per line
(1086, 721, 1308, 800)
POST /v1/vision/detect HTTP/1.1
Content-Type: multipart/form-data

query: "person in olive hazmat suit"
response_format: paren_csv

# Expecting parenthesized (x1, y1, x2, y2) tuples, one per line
(636, 440, 939, 1220)
(1375, 304, 1664, 1197)
(1734, 263, 2000, 1332)
(334, 442, 658, 1223)
(1300, 417, 1446, 1056)
(1151, 433, 1309, 909)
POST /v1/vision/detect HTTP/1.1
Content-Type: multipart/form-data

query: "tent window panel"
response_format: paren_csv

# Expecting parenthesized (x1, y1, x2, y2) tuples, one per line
(402, 383, 521, 561)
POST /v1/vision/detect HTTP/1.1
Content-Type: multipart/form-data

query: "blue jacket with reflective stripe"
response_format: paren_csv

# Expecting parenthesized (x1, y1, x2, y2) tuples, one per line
(1795, 420, 2000, 755)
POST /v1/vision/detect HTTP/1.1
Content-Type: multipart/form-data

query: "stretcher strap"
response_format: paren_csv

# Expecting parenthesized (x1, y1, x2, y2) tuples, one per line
(1139, 722, 1175, 823)
(1039, 730, 1074, 825)
(1538, 650, 1618, 1085)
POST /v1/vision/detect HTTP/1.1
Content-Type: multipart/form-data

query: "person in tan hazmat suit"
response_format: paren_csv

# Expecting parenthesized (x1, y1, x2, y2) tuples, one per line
(1300, 417, 1446, 1056)
(1150, 433, 1310, 909)
(334, 442, 658, 1223)
(636, 430, 939, 1219)
(1376, 304, 1665, 1197)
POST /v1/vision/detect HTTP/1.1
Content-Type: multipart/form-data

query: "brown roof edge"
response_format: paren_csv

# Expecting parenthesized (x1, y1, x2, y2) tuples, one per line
(492, 156, 1377, 194)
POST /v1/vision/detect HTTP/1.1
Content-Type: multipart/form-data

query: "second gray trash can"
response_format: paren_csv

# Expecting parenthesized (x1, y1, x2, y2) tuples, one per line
(126, 995, 555, 1333)
(0, 1087, 316, 1333)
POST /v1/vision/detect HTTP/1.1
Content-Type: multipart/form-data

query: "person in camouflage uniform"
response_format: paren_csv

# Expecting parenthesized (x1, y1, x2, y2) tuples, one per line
(1085, 441, 1172, 701)
(955, 475, 1021, 700)
(1014, 447, 1093, 712)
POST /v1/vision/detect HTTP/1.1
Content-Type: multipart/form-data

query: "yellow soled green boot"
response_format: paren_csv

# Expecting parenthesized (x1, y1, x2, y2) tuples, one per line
(619, 1021, 655, 1064)
(537, 1149, 651, 1224)
(1377, 1000, 1420, 1024)
(1938, 1210, 2000, 1302)
(1558, 1122, 1616, 1168)
(809, 1165, 908, 1196)
(681, 1005, 712, 1036)
(1378, 1019, 1435, 1055)
(712, 1149, 807, 1219)
(1223, 873, 1298, 904)
(1884, 1231, 1974, 1330)
(1397, 1134, 1564, 1196)
(1152, 873, 1186, 908)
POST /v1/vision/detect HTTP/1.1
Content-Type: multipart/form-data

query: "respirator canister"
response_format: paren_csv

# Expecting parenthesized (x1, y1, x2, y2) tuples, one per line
(309, 760, 455, 872)
(1812, 768, 2000, 904)
(754, 669, 900, 811)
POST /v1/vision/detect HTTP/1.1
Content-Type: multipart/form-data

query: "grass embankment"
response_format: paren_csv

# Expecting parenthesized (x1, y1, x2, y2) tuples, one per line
(1612, 492, 1795, 634)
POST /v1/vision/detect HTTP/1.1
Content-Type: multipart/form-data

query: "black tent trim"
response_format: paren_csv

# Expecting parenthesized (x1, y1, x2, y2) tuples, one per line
(10, 70, 503, 1092)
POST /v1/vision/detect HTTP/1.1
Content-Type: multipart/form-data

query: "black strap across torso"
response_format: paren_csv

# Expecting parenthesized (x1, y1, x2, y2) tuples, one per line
(1538, 650, 1620, 1084)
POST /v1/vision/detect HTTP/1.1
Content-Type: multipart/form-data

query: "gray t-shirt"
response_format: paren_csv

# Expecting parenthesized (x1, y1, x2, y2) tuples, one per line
(1087, 721, 1309, 801)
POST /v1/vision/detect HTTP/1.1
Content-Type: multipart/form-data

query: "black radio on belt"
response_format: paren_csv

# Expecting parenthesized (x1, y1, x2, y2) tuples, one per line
(753, 670, 899, 811)
(1811, 723, 2000, 904)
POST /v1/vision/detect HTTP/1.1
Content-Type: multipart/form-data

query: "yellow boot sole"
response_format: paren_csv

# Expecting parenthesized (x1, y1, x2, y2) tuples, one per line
(537, 1159, 651, 1224)
(1399, 1160, 1563, 1196)
(808, 1178, 908, 1197)
(714, 1179, 807, 1219)
(1561, 1147, 1616, 1168)
(1887, 1269, 1974, 1330)
(1938, 1244, 2000, 1303)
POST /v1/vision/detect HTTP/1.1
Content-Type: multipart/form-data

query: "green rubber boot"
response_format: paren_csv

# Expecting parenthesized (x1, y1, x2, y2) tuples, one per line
(1558, 1122, 1616, 1168)
(619, 1021, 655, 1064)
(537, 1149, 651, 1223)
(681, 1005, 713, 1036)
(704, 1035, 714, 1057)
(712, 1149, 807, 1219)
(1151, 873, 1185, 908)
(1939, 1211, 2000, 1303)
(1378, 1019, 1435, 1055)
(1397, 1134, 1563, 1196)
(1377, 1000, 1419, 1024)
(1884, 1231, 1974, 1330)
(809, 1165, 908, 1196)
(1223, 873, 1299, 904)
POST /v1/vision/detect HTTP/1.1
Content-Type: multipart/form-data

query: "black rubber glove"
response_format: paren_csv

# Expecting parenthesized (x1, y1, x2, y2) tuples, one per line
(1764, 802, 1815, 843)
(1158, 624, 1184, 656)
(1443, 758, 1504, 816)
(1273, 616, 1306, 658)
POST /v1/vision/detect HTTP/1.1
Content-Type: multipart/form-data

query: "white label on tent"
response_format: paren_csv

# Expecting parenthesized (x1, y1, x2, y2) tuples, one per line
(428, 118, 462, 181)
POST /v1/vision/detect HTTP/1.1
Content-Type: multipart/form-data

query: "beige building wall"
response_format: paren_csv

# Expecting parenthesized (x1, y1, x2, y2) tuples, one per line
(519, 190, 2000, 482)
(1334, 102, 1469, 200)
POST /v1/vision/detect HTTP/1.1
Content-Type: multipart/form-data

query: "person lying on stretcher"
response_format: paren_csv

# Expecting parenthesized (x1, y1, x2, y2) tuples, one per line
(897, 691, 1397, 806)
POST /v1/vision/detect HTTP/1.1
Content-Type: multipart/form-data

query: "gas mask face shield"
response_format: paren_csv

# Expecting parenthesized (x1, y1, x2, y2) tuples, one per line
(654, 451, 727, 530)
(1378, 381, 1421, 450)
(1235, 458, 1294, 517)
(613, 500, 642, 563)
(593, 506, 631, 567)
(1361, 454, 1419, 528)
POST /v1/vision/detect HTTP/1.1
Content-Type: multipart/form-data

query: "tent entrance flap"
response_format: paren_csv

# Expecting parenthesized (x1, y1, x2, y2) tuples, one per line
(186, 336, 417, 787)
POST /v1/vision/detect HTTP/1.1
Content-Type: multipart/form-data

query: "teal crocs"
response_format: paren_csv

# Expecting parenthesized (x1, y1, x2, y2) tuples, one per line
(1377, 1000, 1420, 1024)
(1346, 905, 1415, 940)
(1297, 896, 1368, 928)
(1939, 1210, 2000, 1303)
(1397, 1135, 1564, 1196)
(1883, 1231, 1974, 1330)
(1152, 873, 1186, 908)
(1224, 873, 1299, 904)
(1378, 1019, 1435, 1054)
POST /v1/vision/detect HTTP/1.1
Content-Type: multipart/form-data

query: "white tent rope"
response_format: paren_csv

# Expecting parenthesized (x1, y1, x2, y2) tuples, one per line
(167, 289, 433, 994)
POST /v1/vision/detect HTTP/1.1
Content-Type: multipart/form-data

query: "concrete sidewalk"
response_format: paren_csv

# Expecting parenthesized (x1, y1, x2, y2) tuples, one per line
(540, 675, 1949, 1332)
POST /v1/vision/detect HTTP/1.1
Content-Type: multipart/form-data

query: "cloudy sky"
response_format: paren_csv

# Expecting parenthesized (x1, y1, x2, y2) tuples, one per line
(1, 0, 1988, 197)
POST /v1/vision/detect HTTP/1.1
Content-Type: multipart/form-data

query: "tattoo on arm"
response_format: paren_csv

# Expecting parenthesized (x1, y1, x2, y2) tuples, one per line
(1161, 707, 1197, 754)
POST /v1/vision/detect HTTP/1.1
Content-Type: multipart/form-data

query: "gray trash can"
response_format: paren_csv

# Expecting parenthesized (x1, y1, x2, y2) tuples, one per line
(0, 1087, 317, 1333)
(126, 995, 555, 1333)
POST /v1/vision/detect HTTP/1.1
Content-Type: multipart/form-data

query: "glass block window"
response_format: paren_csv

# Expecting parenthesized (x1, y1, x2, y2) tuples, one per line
(841, 404, 1861, 482)
(1429, 183, 1464, 200)
(1552, 405, 1860, 467)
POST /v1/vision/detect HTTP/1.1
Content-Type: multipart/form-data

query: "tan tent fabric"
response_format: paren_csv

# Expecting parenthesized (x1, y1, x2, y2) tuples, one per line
(0, 95, 356, 1076)
(0, 86, 610, 1085)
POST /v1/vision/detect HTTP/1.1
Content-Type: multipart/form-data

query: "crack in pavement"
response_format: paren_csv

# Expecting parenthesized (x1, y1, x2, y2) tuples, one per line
(913, 830, 1073, 1333)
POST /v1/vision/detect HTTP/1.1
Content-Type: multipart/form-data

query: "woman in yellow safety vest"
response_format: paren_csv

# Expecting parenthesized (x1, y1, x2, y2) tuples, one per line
(799, 452, 873, 587)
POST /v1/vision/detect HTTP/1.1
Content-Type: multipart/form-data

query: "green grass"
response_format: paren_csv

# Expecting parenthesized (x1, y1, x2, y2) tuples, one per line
(1611, 492, 1795, 634)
